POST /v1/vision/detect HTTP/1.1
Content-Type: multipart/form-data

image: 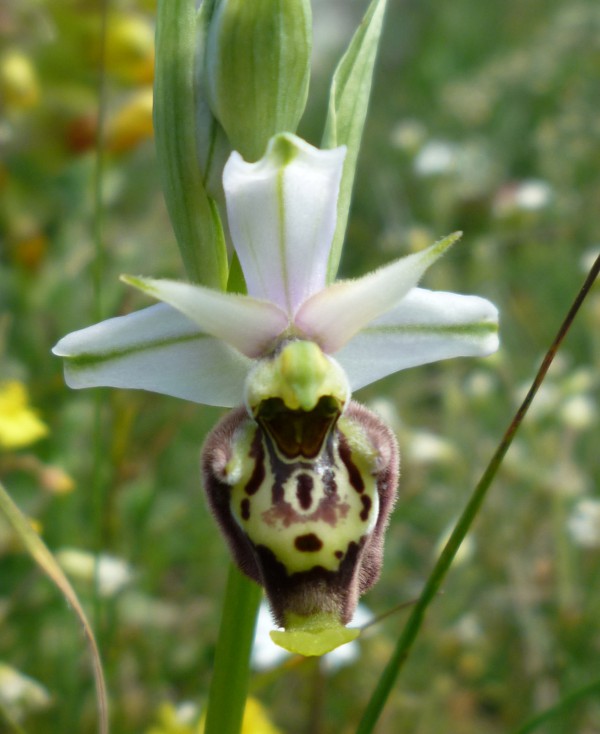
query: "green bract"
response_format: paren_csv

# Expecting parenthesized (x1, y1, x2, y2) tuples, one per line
(205, 0, 312, 161)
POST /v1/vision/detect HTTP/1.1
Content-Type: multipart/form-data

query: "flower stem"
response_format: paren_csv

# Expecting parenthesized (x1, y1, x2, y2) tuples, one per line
(204, 564, 262, 734)
(356, 254, 600, 734)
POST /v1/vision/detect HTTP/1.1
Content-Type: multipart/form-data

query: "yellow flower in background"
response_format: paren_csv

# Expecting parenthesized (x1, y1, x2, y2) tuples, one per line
(0, 50, 40, 112)
(107, 87, 154, 154)
(147, 697, 282, 734)
(198, 698, 282, 734)
(0, 381, 48, 450)
(105, 13, 155, 85)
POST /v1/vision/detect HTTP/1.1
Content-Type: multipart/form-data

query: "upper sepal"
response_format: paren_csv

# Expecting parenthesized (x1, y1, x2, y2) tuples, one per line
(223, 134, 346, 315)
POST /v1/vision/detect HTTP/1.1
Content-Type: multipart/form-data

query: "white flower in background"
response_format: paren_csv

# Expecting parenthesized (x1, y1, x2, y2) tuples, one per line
(413, 140, 457, 177)
(405, 430, 457, 465)
(493, 179, 553, 218)
(512, 179, 552, 211)
(568, 499, 600, 548)
(56, 548, 134, 597)
(0, 663, 51, 723)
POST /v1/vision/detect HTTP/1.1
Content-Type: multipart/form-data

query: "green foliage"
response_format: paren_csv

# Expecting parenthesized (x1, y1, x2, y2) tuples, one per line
(154, 0, 228, 288)
(322, 0, 387, 282)
(1, 0, 599, 732)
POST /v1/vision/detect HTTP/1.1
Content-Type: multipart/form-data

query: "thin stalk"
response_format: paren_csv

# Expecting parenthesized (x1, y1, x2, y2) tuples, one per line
(91, 0, 110, 638)
(204, 565, 262, 734)
(356, 255, 600, 734)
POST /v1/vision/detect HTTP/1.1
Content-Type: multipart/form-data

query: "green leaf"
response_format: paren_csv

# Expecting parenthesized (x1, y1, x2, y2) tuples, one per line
(322, 0, 388, 282)
(154, 0, 228, 289)
(0, 481, 108, 734)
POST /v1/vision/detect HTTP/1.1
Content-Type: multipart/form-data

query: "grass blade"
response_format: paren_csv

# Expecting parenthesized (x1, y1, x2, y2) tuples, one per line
(356, 254, 600, 734)
(0, 481, 109, 734)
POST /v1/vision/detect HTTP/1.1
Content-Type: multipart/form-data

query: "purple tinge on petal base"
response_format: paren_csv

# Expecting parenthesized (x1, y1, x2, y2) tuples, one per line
(201, 401, 399, 631)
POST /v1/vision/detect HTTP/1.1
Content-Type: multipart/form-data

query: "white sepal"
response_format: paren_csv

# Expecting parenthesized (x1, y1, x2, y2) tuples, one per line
(52, 304, 252, 407)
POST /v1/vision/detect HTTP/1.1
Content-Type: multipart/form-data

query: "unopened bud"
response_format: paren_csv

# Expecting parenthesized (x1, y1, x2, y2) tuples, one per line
(205, 0, 312, 161)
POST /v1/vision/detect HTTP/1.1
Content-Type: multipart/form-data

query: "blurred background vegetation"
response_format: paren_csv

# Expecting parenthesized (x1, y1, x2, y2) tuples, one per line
(1, 0, 599, 732)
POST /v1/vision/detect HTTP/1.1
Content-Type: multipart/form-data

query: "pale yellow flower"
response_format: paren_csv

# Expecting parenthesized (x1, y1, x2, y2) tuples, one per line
(146, 697, 282, 734)
(105, 13, 155, 85)
(0, 50, 40, 111)
(198, 698, 282, 734)
(106, 87, 154, 154)
(0, 381, 48, 450)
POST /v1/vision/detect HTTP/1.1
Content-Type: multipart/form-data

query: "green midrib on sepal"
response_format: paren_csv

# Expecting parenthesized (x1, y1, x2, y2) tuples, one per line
(363, 322, 499, 337)
(62, 333, 208, 370)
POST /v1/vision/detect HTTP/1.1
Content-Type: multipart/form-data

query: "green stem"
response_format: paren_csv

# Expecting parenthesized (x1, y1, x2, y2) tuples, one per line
(91, 0, 110, 694)
(355, 255, 600, 734)
(204, 565, 262, 734)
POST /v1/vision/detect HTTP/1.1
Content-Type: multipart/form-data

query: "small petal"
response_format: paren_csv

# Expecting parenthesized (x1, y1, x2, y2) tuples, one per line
(52, 304, 251, 407)
(223, 133, 346, 314)
(121, 275, 288, 358)
(335, 288, 499, 390)
(295, 232, 461, 353)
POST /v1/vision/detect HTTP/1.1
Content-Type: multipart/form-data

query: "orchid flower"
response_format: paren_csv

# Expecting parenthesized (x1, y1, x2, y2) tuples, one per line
(53, 133, 498, 655)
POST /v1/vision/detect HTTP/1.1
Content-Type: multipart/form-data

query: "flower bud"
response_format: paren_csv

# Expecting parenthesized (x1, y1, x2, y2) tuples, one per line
(205, 0, 312, 161)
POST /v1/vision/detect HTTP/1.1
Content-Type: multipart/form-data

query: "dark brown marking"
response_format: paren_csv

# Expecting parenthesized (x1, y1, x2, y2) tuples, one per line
(334, 550, 344, 559)
(240, 498, 251, 521)
(322, 468, 337, 497)
(244, 433, 265, 496)
(294, 533, 323, 552)
(254, 538, 366, 625)
(296, 473, 314, 510)
(360, 494, 372, 521)
(338, 436, 365, 493)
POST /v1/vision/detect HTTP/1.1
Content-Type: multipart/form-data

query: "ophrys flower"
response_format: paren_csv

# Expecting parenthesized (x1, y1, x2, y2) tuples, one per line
(53, 133, 499, 654)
